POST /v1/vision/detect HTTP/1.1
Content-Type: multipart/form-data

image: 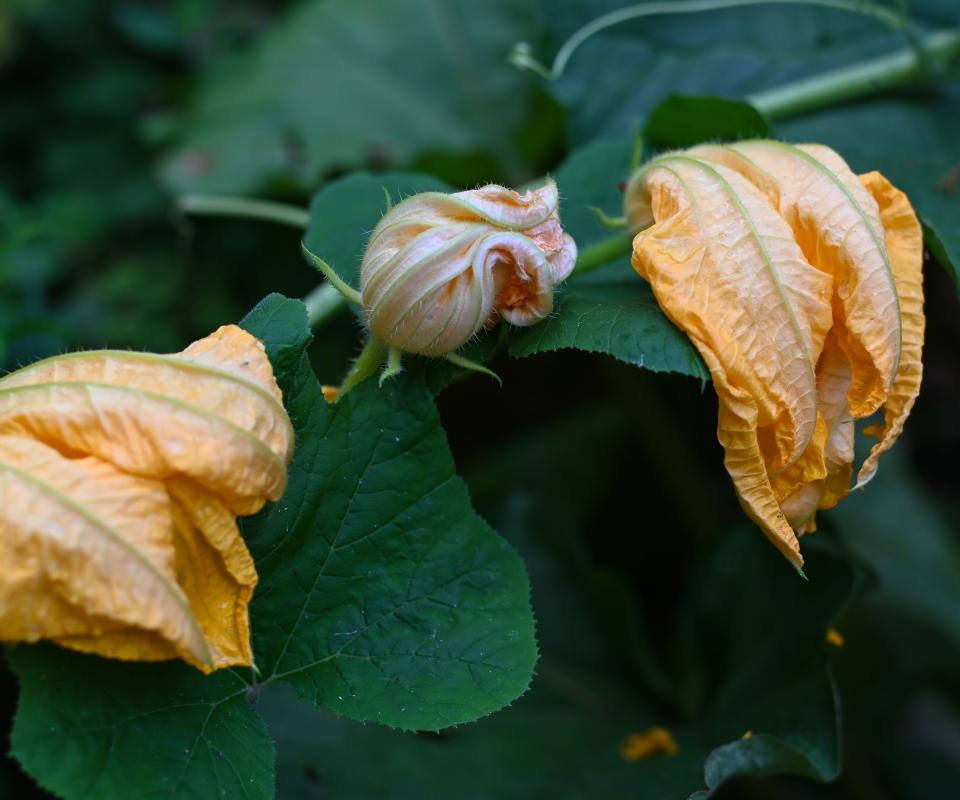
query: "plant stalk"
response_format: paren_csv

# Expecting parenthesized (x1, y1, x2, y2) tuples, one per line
(300, 243, 363, 306)
(178, 195, 310, 228)
(304, 283, 347, 327)
(751, 28, 960, 121)
(573, 233, 635, 276)
(338, 338, 385, 397)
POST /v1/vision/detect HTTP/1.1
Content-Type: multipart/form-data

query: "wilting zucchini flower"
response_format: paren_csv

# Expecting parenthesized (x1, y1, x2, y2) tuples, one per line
(360, 179, 577, 357)
(625, 141, 924, 570)
(0, 326, 293, 672)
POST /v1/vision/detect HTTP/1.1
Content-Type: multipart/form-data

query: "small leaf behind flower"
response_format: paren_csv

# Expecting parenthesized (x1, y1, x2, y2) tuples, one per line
(645, 95, 770, 150)
(508, 136, 708, 379)
(509, 279, 709, 380)
(304, 171, 451, 299)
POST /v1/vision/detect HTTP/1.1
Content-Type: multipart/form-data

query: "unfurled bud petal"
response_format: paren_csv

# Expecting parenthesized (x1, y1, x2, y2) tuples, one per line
(360, 179, 577, 357)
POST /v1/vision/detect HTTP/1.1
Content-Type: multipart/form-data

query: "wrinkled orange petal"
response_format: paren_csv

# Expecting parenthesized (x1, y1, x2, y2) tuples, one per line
(0, 325, 292, 514)
(691, 142, 901, 419)
(167, 478, 257, 669)
(629, 143, 921, 565)
(0, 435, 214, 669)
(631, 155, 833, 567)
(854, 171, 924, 488)
(778, 329, 855, 533)
(770, 413, 829, 511)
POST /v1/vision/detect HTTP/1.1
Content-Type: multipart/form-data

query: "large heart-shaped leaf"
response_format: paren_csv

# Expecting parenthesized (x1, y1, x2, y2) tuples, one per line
(241, 296, 537, 731)
(9, 649, 273, 800)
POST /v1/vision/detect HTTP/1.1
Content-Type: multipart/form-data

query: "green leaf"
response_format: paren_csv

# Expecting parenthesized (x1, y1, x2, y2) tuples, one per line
(162, 0, 539, 194)
(8, 646, 273, 800)
(509, 136, 707, 378)
(260, 500, 672, 799)
(777, 85, 960, 285)
(509, 280, 709, 379)
(547, 135, 636, 253)
(240, 295, 537, 731)
(644, 95, 770, 150)
(303, 172, 451, 293)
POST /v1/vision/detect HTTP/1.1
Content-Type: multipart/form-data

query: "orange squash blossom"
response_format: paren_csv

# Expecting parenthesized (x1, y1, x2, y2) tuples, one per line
(0, 325, 293, 672)
(626, 141, 924, 569)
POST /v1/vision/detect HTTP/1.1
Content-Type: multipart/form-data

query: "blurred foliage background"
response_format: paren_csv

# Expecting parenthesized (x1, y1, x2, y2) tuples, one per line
(1, 0, 959, 797)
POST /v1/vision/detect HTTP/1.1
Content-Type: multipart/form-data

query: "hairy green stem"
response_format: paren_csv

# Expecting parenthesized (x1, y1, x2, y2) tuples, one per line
(300, 243, 363, 306)
(178, 193, 350, 326)
(304, 283, 347, 327)
(751, 29, 960, 120)
(339, 338, 385, 397)
(509, 0, 904, 81)
(573, 233, 635, 276)
(178, 194, 310, 228)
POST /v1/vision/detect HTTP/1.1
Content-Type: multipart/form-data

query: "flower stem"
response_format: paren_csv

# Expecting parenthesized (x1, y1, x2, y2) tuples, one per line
(304, 283, 347, 327)
(177, 195, 310, 228)
(300, 243, 363, 306)
(750, 29, 960, 121)
(178, 194, 352, 327)
(338, 338, 385, 398)
(573, 233, 635, 276)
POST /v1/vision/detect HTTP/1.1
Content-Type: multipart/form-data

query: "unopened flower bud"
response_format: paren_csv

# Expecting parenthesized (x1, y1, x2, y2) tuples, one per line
(360, 179, 577, 357)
